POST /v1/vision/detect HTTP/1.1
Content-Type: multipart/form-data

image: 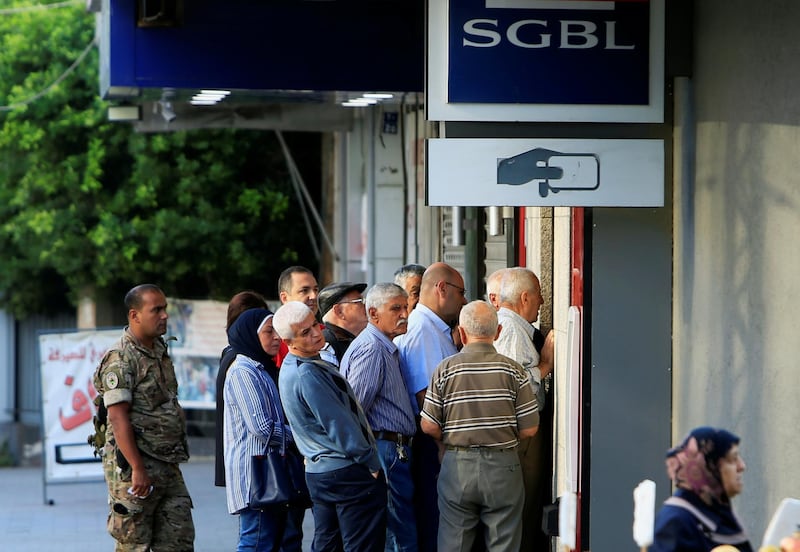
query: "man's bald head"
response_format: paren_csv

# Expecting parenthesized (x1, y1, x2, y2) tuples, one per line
(457, 300, 501, 345)
(419, 262, 467, 324)
(421, 262, 457, 290)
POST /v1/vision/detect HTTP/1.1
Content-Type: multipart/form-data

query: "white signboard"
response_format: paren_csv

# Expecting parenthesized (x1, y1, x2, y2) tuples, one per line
(39, 328, 120, 483)
(427, 138, 664, 207)
(38, 298, 228, 484)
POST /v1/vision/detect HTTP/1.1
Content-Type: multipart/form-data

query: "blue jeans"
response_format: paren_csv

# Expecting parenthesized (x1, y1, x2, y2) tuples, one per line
(377, 439, 417, 552)
(237, 506, 305, 552)
(283, 507, 305, 551)
(307, 463, 388, 552)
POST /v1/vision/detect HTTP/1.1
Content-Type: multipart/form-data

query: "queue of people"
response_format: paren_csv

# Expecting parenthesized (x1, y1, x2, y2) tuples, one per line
(90, 271, 752, 552)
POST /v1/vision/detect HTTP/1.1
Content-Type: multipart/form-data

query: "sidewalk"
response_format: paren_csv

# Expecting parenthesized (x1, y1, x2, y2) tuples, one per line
(0, 454, 314, 551)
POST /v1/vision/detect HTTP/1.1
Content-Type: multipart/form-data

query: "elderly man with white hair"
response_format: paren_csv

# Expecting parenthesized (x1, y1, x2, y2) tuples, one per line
(493, 267, 554, 552)
(274, 301, 387, 552)
(393, 263, 426, 311)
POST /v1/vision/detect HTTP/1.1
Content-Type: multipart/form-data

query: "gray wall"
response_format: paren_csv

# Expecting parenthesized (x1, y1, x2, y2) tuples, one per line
(589, 207, 673, 550)
(0, 311, 12, 426)
(672, 0, 800, 541)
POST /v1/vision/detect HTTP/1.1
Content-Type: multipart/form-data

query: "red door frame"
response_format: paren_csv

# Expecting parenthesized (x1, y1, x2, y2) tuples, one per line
(571, 207, 585, 550)
(516, 206, 586, 550)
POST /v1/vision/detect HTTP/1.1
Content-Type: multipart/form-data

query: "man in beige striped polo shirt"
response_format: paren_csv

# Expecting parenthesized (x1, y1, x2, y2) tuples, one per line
(420, 300, 539, 552)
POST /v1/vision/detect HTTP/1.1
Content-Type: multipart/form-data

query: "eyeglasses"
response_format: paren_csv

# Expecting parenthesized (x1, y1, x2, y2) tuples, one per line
(337, 298, 365, 305)
(445, 282, 466, 297)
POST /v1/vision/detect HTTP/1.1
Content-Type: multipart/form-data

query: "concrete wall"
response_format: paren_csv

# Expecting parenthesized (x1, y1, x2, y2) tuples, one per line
(673, 0, 800, 541)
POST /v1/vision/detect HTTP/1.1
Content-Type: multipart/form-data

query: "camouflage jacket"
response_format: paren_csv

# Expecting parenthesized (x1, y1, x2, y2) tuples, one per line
(92, 328, 189, 464)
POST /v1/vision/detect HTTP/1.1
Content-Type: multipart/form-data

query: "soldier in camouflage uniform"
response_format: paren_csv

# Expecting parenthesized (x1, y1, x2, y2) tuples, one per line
(93, 284, 195, 552)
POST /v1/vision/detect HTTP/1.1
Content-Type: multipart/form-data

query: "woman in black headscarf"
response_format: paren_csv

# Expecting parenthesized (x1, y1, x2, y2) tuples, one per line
(215, 291, 269, 488)
(223, 308, 304, 551)
(651, 426, 752, 552)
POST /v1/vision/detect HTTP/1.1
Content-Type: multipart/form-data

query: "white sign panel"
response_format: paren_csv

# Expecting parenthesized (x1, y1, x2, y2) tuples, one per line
(39, 328, 120, 483)
(427, 138, 663, 207)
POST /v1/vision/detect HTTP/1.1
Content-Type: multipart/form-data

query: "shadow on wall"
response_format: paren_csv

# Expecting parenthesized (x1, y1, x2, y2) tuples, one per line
(675, 117, 800, 541)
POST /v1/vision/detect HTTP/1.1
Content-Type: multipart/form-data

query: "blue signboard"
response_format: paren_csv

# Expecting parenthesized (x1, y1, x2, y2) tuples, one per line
(100, 0, 424, 97)
(448, 0, 650, 104)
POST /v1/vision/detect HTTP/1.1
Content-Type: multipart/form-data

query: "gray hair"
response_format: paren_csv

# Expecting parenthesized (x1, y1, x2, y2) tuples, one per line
(273, 301, 312, 339)
(393, 263, 426, 288)
(366, 282, 408, 311)
(498, 267, 538, 305)
(485, 268, 508, 301)
(458, 300, 498, 338)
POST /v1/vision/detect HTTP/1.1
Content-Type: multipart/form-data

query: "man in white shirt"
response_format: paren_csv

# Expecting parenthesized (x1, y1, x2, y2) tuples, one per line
(493, 267, 554, 552)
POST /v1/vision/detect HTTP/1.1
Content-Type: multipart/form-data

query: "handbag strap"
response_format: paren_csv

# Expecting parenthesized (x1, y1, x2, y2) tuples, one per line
(276, 391, 287, 456)
(261, 364, 287, 456)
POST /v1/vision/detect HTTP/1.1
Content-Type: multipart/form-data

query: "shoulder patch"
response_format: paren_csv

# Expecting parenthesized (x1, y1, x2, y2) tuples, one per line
(105, 372, 119, 390)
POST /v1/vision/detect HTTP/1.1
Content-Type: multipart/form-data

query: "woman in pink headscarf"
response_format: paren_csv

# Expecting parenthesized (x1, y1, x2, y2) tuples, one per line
(651, 426, 752, 552)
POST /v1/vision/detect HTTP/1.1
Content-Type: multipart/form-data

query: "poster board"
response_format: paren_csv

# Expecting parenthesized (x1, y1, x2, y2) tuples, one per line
(37, 298, 228, 487)
(166, 298, 228, 409)
(39, 328, 120, 483)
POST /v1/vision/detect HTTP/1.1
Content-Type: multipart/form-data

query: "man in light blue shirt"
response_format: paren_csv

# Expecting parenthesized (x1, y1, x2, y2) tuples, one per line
(394, 262, 467, 552)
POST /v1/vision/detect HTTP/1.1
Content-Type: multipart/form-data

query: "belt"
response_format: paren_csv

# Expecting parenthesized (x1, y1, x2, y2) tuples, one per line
(445, 445, 517, 452)
(373, 430, 413, 446)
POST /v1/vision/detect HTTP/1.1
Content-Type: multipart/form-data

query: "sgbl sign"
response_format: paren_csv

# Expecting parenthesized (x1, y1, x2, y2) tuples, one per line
(462, 18, 635, 50)
(447, 1, 652, 105)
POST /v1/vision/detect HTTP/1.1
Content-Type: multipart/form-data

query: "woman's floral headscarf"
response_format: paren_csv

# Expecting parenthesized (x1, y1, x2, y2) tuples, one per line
(665, 426, 740, 506)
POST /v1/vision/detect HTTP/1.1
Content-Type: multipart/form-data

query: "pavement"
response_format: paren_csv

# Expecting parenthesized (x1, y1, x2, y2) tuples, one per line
(0, 447, 314, 551)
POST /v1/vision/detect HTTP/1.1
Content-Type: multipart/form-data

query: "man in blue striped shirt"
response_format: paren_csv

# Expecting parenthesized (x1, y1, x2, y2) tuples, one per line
(341, 283, 418, 552)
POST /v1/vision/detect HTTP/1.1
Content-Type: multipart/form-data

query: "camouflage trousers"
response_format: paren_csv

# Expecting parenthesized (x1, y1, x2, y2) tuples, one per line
(104, 448, 195, 552)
